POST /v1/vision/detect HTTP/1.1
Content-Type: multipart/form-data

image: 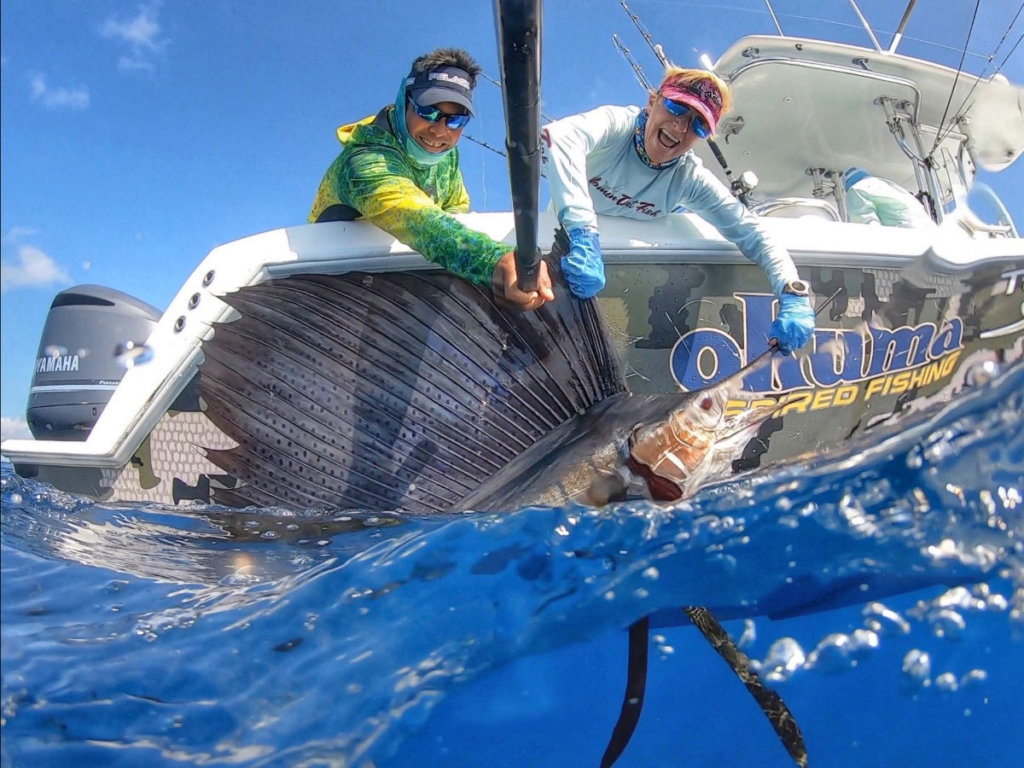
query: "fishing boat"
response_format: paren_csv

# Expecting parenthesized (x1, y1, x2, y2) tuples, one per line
(3, 0, 1022, 511)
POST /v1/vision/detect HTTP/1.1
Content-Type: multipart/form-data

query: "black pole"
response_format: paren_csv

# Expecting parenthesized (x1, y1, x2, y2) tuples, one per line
(600, 617, 650, 767)
(493, 0, 542, 291)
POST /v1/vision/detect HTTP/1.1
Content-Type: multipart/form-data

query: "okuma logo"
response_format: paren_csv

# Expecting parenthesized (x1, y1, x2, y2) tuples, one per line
(670, 293, 964, 397)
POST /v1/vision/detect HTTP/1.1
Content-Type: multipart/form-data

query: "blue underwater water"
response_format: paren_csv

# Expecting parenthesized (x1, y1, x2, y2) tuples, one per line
(2, 359, 1023, 768)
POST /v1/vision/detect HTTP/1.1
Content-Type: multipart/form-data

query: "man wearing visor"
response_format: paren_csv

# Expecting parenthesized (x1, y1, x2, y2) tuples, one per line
(541, 67, 813, 353)
(310, 47, 552, 310)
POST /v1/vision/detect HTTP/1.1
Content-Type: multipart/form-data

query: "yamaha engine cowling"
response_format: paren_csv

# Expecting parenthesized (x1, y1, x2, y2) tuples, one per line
(27, 285, 161, 440)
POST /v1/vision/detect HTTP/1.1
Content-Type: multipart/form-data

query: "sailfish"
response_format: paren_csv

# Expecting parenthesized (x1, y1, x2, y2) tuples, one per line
(195, 261, 807, 767)
(194, 1, 806, 764)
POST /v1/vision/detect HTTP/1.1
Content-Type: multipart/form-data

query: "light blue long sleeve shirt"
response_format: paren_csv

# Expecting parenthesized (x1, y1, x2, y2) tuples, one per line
(541, 104, 800, 297)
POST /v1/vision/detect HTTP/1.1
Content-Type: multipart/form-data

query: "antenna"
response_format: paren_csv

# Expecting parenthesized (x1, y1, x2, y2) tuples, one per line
(887, 0, 919, 53)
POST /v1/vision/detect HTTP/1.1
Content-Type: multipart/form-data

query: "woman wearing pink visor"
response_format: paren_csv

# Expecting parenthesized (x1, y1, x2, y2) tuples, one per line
(541, 67, 814, 354)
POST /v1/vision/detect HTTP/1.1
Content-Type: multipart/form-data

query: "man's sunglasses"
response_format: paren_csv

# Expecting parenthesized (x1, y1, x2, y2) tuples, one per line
(661, 97, 711, 138)
(409, 99, 471, 130)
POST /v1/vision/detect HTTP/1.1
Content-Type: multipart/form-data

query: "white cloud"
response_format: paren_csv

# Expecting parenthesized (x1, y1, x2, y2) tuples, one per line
(1, 245, 71, 292)
(99, 2, 167, 71)
(2, 227, 38, 244)
(29, 73, 90, 110)
(1, 416, 32, 442)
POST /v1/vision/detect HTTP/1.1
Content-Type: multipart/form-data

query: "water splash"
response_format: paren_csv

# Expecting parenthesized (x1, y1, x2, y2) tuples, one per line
(2, 358, 1022, 766)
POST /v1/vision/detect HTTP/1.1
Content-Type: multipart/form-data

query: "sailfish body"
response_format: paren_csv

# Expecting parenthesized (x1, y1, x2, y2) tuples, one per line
(462, 385, 780, 511)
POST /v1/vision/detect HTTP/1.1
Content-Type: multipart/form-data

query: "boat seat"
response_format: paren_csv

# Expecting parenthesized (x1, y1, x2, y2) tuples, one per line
(751, 197, 840, 222)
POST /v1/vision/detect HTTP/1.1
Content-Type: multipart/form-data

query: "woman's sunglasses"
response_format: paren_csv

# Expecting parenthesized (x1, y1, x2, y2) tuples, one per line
(661, 97, 711, 138)
(409, 99, 471, 130)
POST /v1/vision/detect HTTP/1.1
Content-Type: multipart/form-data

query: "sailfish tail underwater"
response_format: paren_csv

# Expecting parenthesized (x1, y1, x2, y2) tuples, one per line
(195, 254, 808, 766)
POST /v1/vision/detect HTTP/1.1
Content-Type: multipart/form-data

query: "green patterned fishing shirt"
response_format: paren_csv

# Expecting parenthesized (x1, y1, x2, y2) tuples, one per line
(309, 107, 508, 286)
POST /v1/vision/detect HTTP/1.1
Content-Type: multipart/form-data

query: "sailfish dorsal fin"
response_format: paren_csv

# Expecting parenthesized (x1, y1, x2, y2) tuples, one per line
(198, 268, 626, 513)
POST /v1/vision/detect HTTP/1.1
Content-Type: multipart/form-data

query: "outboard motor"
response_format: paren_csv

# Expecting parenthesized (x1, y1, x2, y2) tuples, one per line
(27, 285, 161, 440)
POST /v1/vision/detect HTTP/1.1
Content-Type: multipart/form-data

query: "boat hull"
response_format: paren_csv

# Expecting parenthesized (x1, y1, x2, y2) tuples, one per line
(603, 256, 1024, 464)
(8, 216, 1022, 508)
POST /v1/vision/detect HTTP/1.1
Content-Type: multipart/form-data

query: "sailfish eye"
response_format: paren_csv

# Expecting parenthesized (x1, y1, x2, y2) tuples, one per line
(699, 396, 713, 411)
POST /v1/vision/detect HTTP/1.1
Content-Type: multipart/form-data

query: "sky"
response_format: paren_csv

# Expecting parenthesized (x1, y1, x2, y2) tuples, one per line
(2, 0, 1021, 441)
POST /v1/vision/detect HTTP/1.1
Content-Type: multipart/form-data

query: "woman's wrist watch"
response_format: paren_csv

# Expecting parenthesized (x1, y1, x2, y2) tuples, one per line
(782, 280, 809, 296)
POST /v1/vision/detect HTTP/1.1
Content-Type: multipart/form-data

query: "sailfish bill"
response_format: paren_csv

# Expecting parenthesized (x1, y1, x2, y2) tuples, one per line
(197, 265, 804, 766)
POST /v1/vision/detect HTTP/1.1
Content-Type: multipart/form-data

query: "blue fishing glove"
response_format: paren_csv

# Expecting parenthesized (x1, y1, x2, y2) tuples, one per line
(561, 227, 606, 299)
(770, 293, 815, 354)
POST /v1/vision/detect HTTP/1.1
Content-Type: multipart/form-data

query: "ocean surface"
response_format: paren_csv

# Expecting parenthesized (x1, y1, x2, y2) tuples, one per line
(2, 358, 1022, 768)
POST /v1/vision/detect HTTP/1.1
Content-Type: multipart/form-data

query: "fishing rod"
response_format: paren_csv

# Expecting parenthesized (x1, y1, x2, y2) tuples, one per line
(493, 0, 543, 292)
(462, 133, 510, 159)
(612, 33, 655, 92)
(616, 0, 755, 207)
(619, 0, 668, 69)
(926, 0, 1021, 162)
(708, 139, 755, 208)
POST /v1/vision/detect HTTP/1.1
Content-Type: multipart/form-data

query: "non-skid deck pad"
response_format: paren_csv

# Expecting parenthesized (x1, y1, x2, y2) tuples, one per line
(198, 269, 626, 513)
